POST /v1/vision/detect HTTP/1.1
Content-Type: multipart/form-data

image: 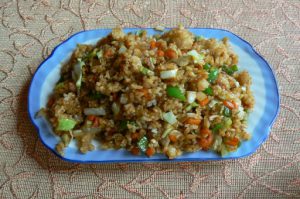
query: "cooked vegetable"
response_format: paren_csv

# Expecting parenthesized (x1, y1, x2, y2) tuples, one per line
(203, 63, 211, 71)
(57, 118, 77, 131)
(185, 102, 199, 111)
(41, 26, 254, 159)
(157, 49, 164, 57)
(120, 120, 137, 131)
(184, 118, 201, 125)
(207, 68, 219, 83)
(222, 65, 239, 75)
(223, 100, 238, 110)
(162, 127, 173, 138)
(146, 147, 155, 157)
(73, 58, 85, 90)
(203, 87, 213, 96)
(140, 66, 155, 76)
(198, 129, 213, 150)
(224, 137, 240, 146)
(166, 86, 186, 101)
(131, 147, 140, 155)
(89, 91, 105, 100)
(223, 107, 232, 117)
(187, 91, 197, 103)
(187, 50, 204, 64)
(164, 49, 177, 59)
(137, 136, 148, 152)
(223, 117, 232, 128)
(84, 107, 106, 116)
(160, 69, 177, 79)
(212, 123, 223, 133)
(163, 111, 177, 125)
(168, 134, 177, 142)
(112, 102, 120, 115)
(199, 97, 209, 106)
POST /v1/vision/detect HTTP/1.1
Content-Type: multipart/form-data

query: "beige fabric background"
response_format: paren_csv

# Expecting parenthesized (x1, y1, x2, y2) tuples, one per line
(0, 0, 299, 198)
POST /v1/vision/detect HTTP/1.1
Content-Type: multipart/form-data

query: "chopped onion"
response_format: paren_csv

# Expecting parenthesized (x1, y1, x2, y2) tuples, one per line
(237, 106, 245, 119)
(209, 115, 219, 121)
(187, 113, 197, 118)
(120, 94, 128, 104)
(162, 127, 173, 138)
(140, 66, 154, 76)
(82, 127, 102, 133)
(160, 69, 178, 79)
(151, 128, 158, 134)
(163, 111, 177, 125)
(208, 99, 218, 108)
(72, 59, 85, 89)
(187, 91, 196, 103)
(83, 107, 106, 116)
(187, 50, 204, 64)
(147, 99, 157, 107)
(118, 45, 127, 54)
(112, 102, 120, 115)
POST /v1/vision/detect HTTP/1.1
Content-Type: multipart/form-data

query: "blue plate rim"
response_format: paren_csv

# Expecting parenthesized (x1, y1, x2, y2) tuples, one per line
(28, 27, 280, 163)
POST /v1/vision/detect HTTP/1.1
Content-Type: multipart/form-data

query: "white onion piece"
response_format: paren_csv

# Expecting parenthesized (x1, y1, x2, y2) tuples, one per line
(208, 99, 218, 108)
(187, 91, 196, 104)
(120, 94, 128, 104)
(163, 111, 177, 125)
(112, 102, 120, 115)
(83, 107, 106, 116)
(82, 127, 102, 133)
(147, 99, 157, 107)
(187, 50, 204, 64)
(160, 69, 177, 79)
(186, 113, 197, 118)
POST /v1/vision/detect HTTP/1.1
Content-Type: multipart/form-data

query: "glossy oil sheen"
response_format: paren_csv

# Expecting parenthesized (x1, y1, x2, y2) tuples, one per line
(28, 28, 280, 163)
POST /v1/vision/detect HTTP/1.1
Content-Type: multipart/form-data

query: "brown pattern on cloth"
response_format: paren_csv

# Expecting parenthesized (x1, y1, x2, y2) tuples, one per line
(0, 0, 299, 198)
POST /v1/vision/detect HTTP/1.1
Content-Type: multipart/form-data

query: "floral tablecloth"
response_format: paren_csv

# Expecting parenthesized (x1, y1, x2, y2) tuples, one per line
(0, 0, 299, 198)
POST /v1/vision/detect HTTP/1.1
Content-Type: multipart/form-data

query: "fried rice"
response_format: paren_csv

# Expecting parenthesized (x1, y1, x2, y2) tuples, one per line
(39, 25, 255, 159)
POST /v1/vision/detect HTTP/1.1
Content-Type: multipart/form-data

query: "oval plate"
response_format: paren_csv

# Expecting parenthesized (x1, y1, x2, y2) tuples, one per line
(28, 28, 280, 163)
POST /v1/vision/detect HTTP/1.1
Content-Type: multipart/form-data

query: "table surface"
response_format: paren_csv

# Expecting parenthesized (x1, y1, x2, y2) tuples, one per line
(0, 0, 299, 198)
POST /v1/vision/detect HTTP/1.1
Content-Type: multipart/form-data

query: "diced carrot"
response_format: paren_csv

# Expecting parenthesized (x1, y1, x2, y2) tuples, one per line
(155, 42, 162, 48)
(223, 100, 238, 109)
(164, 49, 177, 59)
(198, 133, 213, 150)
(169, 134, 177, 143)
(139, 88, 151, 100)
(157, 49, 164, 57)
(92, 117, 99, 127)
(184, 118, 201, 125)
(200, 128, 211, 137)
(198, 128, 213, 150)
(199, 97, 210, 106)
(131, 132, 139, 141)
(131, 147, 140, 155)
(150, 41, 156, 49)
(87, 115, 96, 122)
(224, 137, 240, 146)
(145, 147, 155, 157)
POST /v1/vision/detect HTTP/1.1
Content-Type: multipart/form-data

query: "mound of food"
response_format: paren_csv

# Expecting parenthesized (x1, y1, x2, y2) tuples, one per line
(41, 25, 254, 159)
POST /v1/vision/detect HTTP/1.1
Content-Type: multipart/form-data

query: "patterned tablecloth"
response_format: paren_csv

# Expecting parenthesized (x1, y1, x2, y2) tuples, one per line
(0, 0, 299, 198)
